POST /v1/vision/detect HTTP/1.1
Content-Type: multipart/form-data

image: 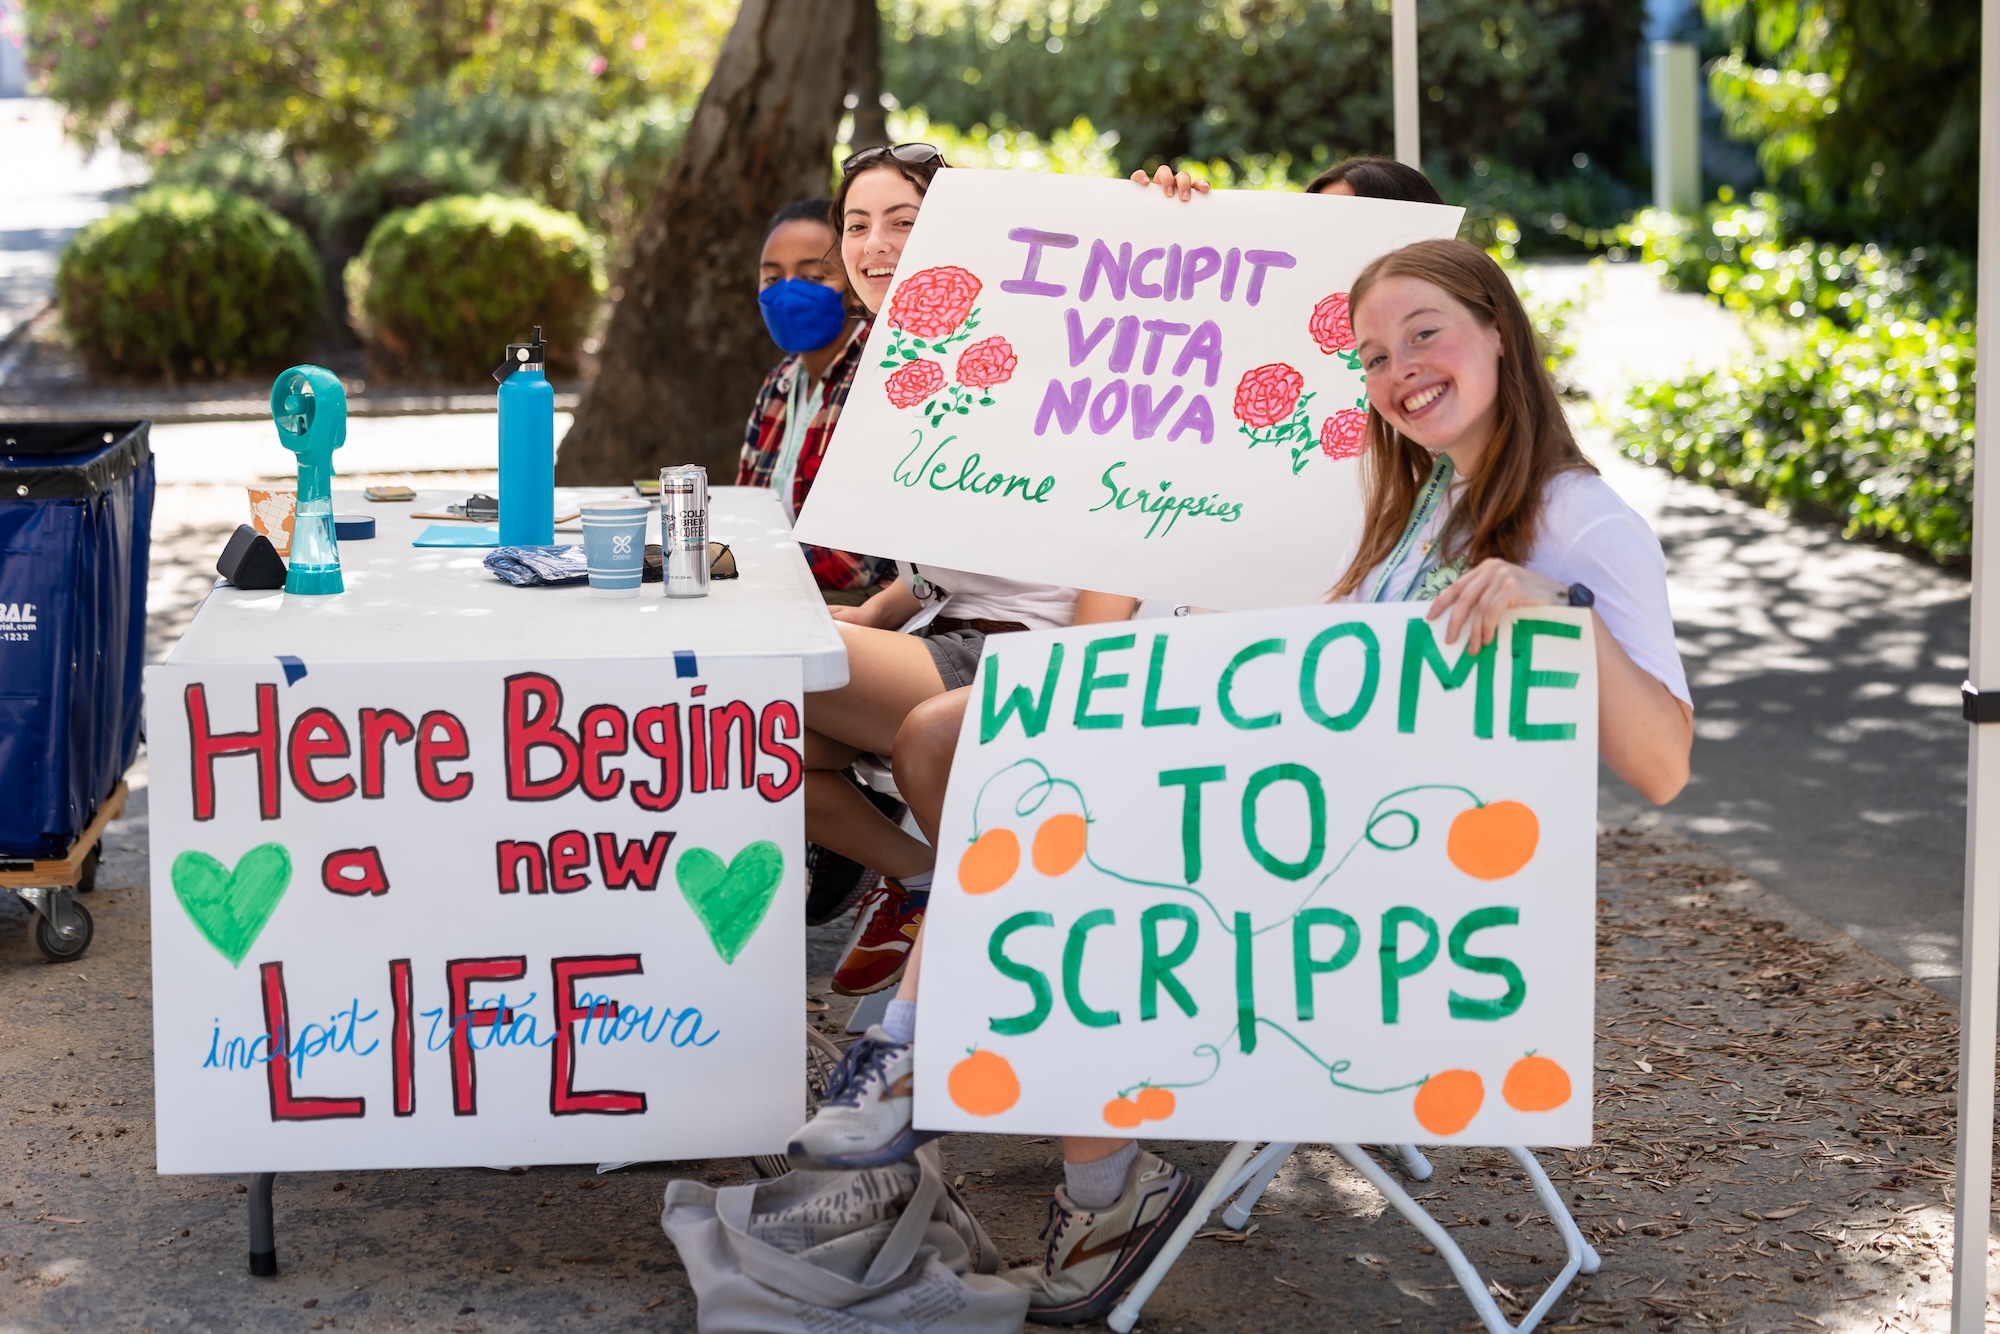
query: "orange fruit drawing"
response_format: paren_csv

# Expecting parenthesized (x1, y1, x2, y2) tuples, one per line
(1447, 800, 1540, 880)
(1413, 1069, 1485, 1137)
(1102, 1097, 1145, 1129)
(1502, 1054, 1572, 1113)
(948, 1049, 1021, 1117)
(958, 828, 1021, 895)
(1032, 813, 1089, 876)
(1133, 1087, 1176, 1120)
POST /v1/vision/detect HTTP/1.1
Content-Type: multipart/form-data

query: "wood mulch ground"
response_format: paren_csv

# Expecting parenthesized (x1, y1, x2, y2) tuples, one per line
(0, 482, 1988, 1329)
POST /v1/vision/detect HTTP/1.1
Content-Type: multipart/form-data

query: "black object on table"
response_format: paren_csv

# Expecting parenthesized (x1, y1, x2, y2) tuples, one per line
(216, 524, 288, 589)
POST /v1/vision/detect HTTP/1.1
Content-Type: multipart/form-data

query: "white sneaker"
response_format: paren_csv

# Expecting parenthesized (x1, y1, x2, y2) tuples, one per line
(786, 1026, 939, 1169)
(1007, 1151, 1200, 1325)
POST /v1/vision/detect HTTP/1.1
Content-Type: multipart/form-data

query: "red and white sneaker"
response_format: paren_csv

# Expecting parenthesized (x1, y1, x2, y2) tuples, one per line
(831, 878, 927, 996)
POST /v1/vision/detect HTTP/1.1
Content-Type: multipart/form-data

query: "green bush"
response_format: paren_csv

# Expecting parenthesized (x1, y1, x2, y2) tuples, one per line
(883, 0, 1645, 188)
(345, 194, 604, 381)
(323, 143, 509, 254)
(1623, 192, 1973, 326)
(150, 134, 330, 243)
(57, 185, 323, 379)
(1615, 311, 1975, 563)
(322, 93, 686, 256)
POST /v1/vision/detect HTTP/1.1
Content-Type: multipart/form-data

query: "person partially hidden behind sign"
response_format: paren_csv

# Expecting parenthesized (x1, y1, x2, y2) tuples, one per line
(790, 218, 1696, 1327)
(738, 198, 892, 607)
(797, 140, 1141, 1009)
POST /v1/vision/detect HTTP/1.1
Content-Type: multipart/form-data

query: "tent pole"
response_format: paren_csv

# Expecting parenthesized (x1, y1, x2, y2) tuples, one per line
(1392, 0, 1418, 168)
(1952, 1, 2000, 1327)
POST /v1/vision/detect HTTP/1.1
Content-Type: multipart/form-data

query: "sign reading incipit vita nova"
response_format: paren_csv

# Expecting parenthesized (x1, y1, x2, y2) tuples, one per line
(914, 605, 1596, 1146)
(145, 657, 804, 1172)
(792, 171, 1463, 610)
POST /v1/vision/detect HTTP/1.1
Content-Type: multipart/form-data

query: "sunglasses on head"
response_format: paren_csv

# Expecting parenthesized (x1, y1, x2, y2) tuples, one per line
(841, 142, 943, 173)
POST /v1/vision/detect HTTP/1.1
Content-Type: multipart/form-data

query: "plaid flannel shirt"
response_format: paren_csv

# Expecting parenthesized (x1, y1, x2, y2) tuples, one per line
(736, 319, 894, 594)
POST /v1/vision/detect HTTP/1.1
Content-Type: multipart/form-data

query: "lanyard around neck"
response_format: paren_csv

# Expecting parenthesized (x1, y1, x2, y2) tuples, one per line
(1368, 454, 1457, 603)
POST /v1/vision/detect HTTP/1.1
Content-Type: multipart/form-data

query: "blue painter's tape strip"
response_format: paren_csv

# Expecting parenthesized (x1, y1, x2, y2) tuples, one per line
(674, 650, 698, 679)
(276, 655, 307, 686)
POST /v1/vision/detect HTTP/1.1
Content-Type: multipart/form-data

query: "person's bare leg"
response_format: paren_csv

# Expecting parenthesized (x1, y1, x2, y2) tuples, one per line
(799, 623, 948, 875)
(892, 687, 968, 846)
(806, 622, 950, 755)
(885, 690, 1133, 1166)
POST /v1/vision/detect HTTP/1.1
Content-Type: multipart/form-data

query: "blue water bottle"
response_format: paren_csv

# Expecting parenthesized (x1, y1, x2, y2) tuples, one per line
(495, 325, 554, 547)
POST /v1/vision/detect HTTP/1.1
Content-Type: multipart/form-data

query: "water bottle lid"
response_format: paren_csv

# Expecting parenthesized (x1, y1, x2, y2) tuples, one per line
(493, 324, 547, 383)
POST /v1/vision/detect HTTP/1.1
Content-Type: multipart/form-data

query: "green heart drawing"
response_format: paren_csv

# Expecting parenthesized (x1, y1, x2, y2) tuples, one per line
(675, 841, 784, 965)
(170, 844, 293, 967)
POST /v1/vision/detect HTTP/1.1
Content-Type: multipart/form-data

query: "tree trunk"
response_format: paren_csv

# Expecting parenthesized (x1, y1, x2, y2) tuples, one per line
(850, 0, 888, 150)
(556, 0, 858, 486)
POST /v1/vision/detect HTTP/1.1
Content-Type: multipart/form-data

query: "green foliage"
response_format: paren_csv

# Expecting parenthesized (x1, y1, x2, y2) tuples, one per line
(1614, 198, 1975, 563)
(344, 194, 604, 381)
(346, 91, 689, 247)
(56, 185, 323, 379)
(22, 0, 724, 174)
(323, 142, 506, 253)
(883, 0, 1644, 186)
(884, 108, 1124, 176)
(1437, 159, 1640, 258)
(1701, 0, 1979, 247)
(1623, 192, 1973, 325)
(150, 134, 331, 241)
(1616, 314, 1974, 563)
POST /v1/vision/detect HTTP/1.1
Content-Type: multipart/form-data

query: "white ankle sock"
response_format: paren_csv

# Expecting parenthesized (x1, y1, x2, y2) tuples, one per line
(895, 868, 934, 894)
(882, 998, 918, 1044)
(1064, 1143, 1137, 1210)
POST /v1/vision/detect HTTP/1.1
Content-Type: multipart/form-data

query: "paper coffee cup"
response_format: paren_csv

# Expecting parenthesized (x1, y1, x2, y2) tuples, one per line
(579, 498, 650, 599)
(247, 487, 297, 557)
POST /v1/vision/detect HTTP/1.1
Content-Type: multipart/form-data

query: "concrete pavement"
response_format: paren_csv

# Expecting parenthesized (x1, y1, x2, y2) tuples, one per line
(1554, 260, 1974, 1000)
(0, 97, 142, 350)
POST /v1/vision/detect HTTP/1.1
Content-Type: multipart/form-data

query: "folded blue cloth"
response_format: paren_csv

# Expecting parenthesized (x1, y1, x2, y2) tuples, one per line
(483, 544, 588, 586)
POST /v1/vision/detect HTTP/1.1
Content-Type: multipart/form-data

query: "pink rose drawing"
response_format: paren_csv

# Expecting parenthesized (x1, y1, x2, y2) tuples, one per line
(1233, 363, 1306, 429)
(1234, 362, 1318, 475)
(1310, 292, 1362, 369)
(887, 265, 983, 339)
(1309, 292, 1355, 353)
(885, 358, 946, 410)
(955, 336, 1018, 390)
(1320, 407, 1369, 460)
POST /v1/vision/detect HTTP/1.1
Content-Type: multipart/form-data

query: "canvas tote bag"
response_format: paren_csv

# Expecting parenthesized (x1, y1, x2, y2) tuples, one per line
(660, 1143, 1029, 1333)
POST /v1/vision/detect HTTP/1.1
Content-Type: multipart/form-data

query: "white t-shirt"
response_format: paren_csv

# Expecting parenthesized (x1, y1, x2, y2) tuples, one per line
(1342, 468, 1690, 706)
(895, 561, 1079, 633)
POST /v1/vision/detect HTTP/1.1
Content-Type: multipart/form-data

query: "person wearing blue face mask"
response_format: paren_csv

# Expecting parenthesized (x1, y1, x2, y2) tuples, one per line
(737, 199, 895, 606)
(741, 199, 901, 928)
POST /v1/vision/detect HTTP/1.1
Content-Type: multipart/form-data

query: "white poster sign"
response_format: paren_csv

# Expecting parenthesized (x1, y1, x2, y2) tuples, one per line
(913, 605, 1597, 1146)
(145, 655, 804, 1172)
(792, 171, 1462, 610)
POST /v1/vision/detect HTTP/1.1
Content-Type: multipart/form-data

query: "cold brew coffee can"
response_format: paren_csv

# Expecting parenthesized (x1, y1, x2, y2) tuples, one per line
(659, 464, 710, 598)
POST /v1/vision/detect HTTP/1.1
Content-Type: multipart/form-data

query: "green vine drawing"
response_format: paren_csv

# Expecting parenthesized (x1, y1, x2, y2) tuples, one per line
(965, 758, 1500, 1105)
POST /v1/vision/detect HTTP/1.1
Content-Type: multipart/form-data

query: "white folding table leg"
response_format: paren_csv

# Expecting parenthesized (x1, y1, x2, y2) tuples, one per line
(1333, 1144, 1598, 1334)
(1220, 1140, 1296, 1228)
(1106, 1140, 1261, 1334)
(1394, 1143, 1433, 1180)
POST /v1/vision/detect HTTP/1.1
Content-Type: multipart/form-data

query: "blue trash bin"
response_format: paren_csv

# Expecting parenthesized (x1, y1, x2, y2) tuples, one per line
(0, 422, 154, 862)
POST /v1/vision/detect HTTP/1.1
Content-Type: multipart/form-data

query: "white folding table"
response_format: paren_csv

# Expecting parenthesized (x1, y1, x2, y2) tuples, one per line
(169, 486, 850, 689)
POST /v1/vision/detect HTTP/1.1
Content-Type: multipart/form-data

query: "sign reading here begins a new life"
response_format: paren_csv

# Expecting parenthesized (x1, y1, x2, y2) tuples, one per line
(145, 656, 804, 1173)
(792, 171, 1463, 610)
(914, 604, 1597, 1147)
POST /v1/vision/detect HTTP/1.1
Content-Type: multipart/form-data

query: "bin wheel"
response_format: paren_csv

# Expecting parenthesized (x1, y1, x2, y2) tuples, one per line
(35, 900, 92, 962)
(77, 845, 101, 893)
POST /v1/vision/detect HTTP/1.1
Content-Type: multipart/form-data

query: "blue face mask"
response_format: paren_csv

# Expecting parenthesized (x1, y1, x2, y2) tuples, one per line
(758, 278, 848, 353)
